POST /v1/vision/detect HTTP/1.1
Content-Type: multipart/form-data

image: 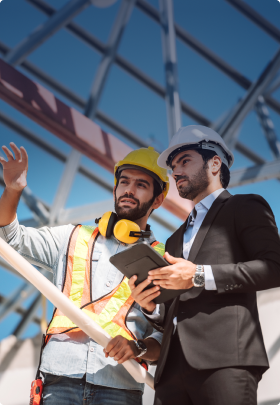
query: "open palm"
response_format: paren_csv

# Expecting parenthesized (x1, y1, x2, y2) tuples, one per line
(0, 143, 28, 191)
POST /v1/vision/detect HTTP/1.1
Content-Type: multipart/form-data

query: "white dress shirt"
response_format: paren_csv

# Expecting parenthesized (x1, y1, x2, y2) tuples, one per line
(146, 188, 225, 323)
(184, 188, 225, 290)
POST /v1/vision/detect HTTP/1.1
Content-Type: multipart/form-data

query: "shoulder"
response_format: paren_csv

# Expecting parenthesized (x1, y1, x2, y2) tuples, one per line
(229, 193, 273, 211)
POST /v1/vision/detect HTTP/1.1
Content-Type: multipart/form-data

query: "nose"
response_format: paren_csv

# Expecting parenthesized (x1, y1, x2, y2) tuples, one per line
(172, 167, 183, 179)
(124, 184, 136, 196)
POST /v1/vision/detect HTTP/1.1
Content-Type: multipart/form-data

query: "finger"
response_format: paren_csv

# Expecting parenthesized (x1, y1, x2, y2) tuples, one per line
(103, 348, 109, 358)
(107, 340, 123, 358)
(152, 276, 171, 284)
(148, 267, 170, 277)
(0, 156, 7, 166)
(105, 336, 120, 353)
(1, 146, 14, 161)
(117, 350, 134, 364)
(128, 275, 137, 290)
(141, 290, 161, 305)
(9, 143, 21, 161)
(114, 347, 132, 363)
(20, 146, 28, 166)
(137, 285, 160, 301)
(133, 278, 153, 295)
(164, 252, 179, 264)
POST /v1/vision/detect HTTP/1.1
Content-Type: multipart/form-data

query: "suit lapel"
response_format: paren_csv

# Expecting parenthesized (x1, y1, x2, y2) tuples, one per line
(180, 190, 232, 301)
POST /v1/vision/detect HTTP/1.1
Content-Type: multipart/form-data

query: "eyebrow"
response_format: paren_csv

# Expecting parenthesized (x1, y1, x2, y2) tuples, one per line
(171, 153, 193, 170)
(119, 175, 151, 186)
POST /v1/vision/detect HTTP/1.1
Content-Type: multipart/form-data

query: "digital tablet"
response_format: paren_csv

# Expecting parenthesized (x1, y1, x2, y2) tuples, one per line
(109, 242, 187, 304)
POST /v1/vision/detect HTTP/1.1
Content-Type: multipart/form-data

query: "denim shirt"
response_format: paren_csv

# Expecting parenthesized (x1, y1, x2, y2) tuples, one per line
(0, 218, 163, 392)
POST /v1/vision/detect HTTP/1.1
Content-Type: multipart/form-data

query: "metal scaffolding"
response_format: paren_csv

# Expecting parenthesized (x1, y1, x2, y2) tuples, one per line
(0, 3, 280, 393)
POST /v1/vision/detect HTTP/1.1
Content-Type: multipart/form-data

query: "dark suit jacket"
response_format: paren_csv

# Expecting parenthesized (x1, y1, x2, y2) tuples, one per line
(151, 190, 280, 386)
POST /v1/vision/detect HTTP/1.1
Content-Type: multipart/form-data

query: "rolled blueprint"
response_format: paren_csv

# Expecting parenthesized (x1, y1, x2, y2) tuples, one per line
(0, 237, 154, 389)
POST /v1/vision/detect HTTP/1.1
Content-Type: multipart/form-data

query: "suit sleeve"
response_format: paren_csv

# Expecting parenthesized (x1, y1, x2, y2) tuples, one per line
(212, 194, 280, 294)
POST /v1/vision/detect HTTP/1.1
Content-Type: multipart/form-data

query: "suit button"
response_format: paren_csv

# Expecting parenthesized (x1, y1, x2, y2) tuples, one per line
(225, 285, 229, 291)
(106, 282, 111, 287)
(230, 285, 234, 290)
(239, 284, 243, 289)
(234, 284, 238, 289)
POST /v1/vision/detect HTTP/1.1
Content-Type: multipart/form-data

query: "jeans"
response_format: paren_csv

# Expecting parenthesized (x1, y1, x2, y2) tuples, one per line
(42, 374, 143, 405)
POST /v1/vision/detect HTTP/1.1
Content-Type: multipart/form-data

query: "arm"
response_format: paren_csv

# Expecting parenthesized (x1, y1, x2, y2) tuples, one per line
(104, 335, 161, 364)
(0, 143, 28, 227)
(212, 195, 280, 294)
(0, 143, 70, 272)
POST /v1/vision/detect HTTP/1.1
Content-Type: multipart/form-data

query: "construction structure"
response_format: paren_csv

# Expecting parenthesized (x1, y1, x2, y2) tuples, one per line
(0, 1, 280, 404)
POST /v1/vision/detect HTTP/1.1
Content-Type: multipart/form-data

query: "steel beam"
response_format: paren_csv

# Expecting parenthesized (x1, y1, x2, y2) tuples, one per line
(159, 0, 181, 140)
(229, 160, 280, 188)
(48, 149, 81, 225)
(0, 59, 192, 220)
(0, 283, 35, 322)
(224, 0, 280, 43)
(85, 0, 136, 119)
(0, 294, 41, 326)
(255, 96, 280, 159)
(12, 292, 42, 337)
(24, 0, 280, 118)
(5, 0, 93, 66)
(218, 48, 280, 147)
(22, 0, 212, 125)
(265, 71, 280, 96)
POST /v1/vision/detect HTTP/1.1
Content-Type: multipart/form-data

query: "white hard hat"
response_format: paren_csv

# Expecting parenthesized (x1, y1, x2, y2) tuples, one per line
(158, 125, 234, 169)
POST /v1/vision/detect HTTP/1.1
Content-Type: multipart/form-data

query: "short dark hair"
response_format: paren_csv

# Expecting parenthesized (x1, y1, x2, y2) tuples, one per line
(195, 149, 230, 189)
(115, 172, 163, 201)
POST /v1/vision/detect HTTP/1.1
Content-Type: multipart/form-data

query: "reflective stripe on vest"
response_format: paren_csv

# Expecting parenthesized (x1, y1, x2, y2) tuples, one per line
(46, 225, 165, 341)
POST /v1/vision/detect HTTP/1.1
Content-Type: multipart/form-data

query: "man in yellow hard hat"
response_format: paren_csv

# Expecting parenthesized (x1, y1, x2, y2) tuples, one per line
(0, 142, 169, 405)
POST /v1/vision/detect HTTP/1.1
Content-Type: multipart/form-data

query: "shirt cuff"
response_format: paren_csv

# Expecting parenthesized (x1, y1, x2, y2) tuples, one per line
(0, 215, 19, 242)
(204, 265, 217, 290)
(141, 304, 161, 320)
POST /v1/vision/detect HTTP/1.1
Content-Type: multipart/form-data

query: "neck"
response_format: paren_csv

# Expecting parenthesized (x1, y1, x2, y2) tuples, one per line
(134, 216, 148, 231)
(193, 183, 223, 205)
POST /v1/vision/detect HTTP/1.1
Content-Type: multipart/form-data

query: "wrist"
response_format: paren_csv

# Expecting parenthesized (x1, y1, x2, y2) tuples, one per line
(192, 265, 205, 287)
(5, 186, 24, 195)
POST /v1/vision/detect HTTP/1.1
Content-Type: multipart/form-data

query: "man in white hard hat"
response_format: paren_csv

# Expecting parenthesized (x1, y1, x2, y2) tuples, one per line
(129, 125, 280, 405)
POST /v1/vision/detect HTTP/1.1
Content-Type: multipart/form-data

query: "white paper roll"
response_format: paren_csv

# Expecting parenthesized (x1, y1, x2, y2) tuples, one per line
(0, 237, 154, 390)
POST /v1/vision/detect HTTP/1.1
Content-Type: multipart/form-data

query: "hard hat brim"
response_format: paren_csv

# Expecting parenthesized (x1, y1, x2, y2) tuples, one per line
(158, 141, 234, 169)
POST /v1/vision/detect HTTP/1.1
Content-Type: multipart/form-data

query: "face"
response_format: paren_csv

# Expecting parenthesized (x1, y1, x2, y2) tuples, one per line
(170, 150, 210, 200)
(114, 169, 158, 221)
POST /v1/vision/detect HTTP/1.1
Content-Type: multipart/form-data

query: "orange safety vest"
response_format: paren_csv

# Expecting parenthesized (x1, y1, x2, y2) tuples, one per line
(46, 225, 165, 365)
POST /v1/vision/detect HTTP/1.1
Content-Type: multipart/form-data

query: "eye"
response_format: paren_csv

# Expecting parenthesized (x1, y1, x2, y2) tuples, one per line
(138, 182, 147, 188)
(182, 159, 189, 166)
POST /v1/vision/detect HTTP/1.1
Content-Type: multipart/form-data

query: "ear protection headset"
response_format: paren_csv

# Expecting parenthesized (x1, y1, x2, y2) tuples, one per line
(95, 211, 151, 244)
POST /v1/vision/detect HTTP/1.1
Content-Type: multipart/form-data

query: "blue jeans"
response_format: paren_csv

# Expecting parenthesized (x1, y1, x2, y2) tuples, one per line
(42, 374, 143, 405)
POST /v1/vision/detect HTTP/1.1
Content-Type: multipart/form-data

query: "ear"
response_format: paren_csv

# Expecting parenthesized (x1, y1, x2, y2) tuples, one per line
(211, 155, 222, 176)
(152, 193, 164, 210)
(113, 185, 116, 195)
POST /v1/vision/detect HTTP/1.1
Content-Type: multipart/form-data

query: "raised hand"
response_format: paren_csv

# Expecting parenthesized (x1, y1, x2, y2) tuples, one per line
(0, 143, 28, 191)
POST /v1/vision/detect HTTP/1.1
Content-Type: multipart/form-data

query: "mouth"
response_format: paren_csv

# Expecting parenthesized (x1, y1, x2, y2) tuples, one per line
(119, 198, 137, 207)
(176, 179, 187, 186)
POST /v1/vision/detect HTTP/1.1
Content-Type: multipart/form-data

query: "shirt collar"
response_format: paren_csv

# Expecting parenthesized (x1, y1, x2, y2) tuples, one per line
(195, 188, 225, 212)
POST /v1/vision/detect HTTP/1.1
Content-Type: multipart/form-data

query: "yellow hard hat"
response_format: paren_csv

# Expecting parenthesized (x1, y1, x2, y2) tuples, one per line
(114, 146, 170, 198)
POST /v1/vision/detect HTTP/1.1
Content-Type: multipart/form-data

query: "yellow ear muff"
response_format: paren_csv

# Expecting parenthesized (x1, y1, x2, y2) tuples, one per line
(113, 220, 141, 244)
(98, 211, 118, 238)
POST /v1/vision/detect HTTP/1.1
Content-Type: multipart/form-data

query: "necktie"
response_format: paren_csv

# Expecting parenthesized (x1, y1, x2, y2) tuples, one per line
(188, 207, 197, 227)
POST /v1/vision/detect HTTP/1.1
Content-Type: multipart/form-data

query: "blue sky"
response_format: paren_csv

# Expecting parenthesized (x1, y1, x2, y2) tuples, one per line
(0, 0, 280, 339)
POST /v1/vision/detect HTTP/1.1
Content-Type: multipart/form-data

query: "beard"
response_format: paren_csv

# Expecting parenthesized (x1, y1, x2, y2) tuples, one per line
(176, 162, 210, 200)
(114, 193, 154, 221)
